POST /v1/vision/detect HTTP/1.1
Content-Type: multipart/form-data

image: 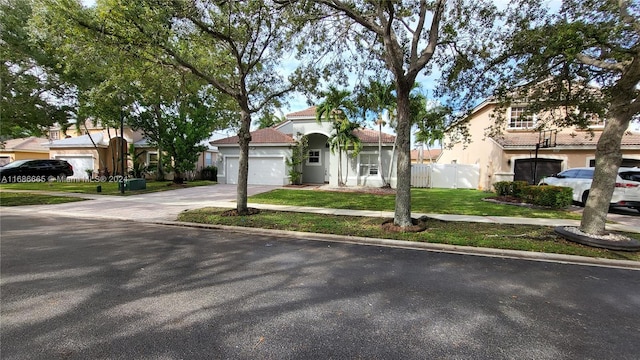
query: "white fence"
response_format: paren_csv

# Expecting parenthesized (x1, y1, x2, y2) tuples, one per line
(411, 164, 480, 189)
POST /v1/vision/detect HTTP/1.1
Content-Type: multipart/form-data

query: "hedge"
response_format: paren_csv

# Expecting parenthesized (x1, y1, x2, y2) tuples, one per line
(493, 181, 573, 209)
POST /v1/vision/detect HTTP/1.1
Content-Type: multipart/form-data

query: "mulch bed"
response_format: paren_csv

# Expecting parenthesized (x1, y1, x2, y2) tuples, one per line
(221, 208, 261, 216)
(320, 186, 397, 195)
(381, 217, 428, 233)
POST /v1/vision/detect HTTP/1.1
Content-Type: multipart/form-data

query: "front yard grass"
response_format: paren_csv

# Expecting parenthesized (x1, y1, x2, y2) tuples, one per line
(0, 192, 86, 206)
(0, 180, 217, 196)
(178, 207, 640, 261)
(248, 188, 582, 219)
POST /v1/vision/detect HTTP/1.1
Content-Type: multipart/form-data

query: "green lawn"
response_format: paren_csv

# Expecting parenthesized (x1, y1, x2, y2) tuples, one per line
(248, 188, 582, 219)
(0, 180, 217, 196)
(178, 207, 640, 261)
(0, 192, 86, 206)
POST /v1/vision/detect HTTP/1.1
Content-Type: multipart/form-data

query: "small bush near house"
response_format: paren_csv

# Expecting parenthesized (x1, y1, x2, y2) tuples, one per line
(493, 181, 572, 209)
(493, 181, 529, 197)
(522, 185, 573, 208)
(201, 166, 217, 181)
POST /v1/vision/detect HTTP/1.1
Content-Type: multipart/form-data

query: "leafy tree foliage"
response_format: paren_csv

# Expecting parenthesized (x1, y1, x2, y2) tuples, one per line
(309, 0, 501, 227)
(451, 0, 640, 235)
(0, 0, 73, 138)
(34, 0, 310, 212)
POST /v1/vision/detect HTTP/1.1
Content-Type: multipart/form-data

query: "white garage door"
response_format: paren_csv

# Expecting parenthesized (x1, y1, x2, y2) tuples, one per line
(56, 156, 93, 179)
(226, 157, 285, 185)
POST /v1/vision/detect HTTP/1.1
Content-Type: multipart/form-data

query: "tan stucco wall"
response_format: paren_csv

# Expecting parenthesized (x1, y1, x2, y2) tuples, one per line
(439, 104, 505, 190)
(0, 151, 50, 162)
(438, 102, 640, 190)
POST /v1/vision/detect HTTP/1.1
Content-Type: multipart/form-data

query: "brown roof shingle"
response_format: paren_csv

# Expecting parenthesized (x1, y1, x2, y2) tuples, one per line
(211, 128, 295, 145)
(0, 137, 50, 152)
(352, 128, 396, 143)
(286, 106, 317, 118)
(493, 131, 640, 148)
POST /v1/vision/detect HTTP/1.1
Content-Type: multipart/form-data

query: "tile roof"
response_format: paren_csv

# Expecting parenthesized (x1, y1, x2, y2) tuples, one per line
(0, 137, 50, 152)
(411, 148, 442, 160)
(286, 106, 317, 118)
(493, 131, 640, 148)
(353, 128, 396, 144)
(47, 133, 106, 147)
(211, 128, 296, 145)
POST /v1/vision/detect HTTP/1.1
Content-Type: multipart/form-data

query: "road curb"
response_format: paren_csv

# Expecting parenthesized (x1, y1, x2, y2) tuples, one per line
(153, 219, 640, 270)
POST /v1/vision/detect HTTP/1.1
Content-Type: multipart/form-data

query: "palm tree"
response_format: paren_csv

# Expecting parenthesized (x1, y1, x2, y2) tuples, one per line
(355, 79, 396, 187)
(316, 86, 359, 186)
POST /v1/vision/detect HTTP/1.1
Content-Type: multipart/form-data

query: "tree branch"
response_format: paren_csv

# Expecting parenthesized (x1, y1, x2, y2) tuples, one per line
(575, 53, 627, 72)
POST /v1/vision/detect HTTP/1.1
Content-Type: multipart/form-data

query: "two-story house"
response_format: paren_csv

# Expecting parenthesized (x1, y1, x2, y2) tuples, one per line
(438, 99, 640, 190)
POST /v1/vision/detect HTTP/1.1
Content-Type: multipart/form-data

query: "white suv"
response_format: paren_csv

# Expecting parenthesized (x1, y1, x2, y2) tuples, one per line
(539, 167, 640, 209)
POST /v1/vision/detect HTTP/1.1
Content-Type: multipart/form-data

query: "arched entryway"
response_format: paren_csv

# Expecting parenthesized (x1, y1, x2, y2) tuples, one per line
(302, 133, 330, 184)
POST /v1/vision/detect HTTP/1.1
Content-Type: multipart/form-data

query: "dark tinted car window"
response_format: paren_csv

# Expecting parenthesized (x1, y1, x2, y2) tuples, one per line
(619, 171, 640, 182)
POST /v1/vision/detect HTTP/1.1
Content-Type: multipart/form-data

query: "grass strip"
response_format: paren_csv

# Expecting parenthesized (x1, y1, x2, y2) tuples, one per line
(178, 207, 639, 262)
(0, 192, 87, 206)
(248, 188, 582, 219)
(0, 180, 217, 196)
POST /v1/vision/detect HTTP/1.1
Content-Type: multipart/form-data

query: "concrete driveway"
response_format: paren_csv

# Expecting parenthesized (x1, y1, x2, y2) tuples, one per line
(4, 184, 279, 221)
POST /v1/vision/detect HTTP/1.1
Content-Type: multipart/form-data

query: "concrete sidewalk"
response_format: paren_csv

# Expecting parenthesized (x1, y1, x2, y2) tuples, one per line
(2, 187, 639, 233)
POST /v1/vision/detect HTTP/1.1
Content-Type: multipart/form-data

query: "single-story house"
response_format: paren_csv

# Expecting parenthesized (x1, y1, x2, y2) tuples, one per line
(212, 106, 397, 187)
(0, 137, 51, 166)
(438, 98, 640, 190)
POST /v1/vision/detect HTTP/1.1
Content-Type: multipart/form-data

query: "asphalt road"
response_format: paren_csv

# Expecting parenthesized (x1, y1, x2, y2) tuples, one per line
(1, 214, 639, 360)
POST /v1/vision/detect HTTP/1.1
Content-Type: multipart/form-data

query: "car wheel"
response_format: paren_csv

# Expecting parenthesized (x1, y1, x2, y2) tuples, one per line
(57, 173, 68, 181)
(581, 191, 589, 206)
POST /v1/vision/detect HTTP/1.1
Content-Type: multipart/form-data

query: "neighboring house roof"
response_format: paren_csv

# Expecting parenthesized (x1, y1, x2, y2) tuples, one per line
(211, 128, 296, 146)
(493, 131, 640, 149)
(46, 133, 106, 148)
(286, 106, 317, 118)
(411, 148, 442, 161)
(0, 137, 50, 152)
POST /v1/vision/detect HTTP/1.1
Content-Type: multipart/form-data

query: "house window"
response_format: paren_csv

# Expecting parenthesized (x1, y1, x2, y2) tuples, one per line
(509, 106, 535, 129)
(205, 152, 214, 167)
(147, 152, 159, 171)
(50, 130, 60, 140)
(307, 149, 321, 166)
(359, 153, 379, 176)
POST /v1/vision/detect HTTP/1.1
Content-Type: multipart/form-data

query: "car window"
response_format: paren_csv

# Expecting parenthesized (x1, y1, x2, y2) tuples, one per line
(619, 171, 640, 182)
(576, 169, 594, 179)
(1, 160, 29, 169)
(559, 169, 580, 178)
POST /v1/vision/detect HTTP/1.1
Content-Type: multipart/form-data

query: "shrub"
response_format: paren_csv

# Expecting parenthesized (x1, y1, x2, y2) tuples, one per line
(523, 185, 573, 208)
(494, 181, 572, 209)
(493, 181, 529, 197)
(201, 166, 217, 181)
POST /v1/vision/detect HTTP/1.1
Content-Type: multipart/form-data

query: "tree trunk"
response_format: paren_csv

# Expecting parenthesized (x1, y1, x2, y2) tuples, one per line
(337, 143, 344, 186)
(394, 83, 413, 227)
(236, 107, 252, 214)
(580, 109, 630, 234)
(580, 57, 639, 235)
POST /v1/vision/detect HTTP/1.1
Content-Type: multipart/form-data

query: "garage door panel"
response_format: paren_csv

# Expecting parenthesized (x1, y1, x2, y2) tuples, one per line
(226, 157, 284, 185)
(56, 156, 93, 179)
